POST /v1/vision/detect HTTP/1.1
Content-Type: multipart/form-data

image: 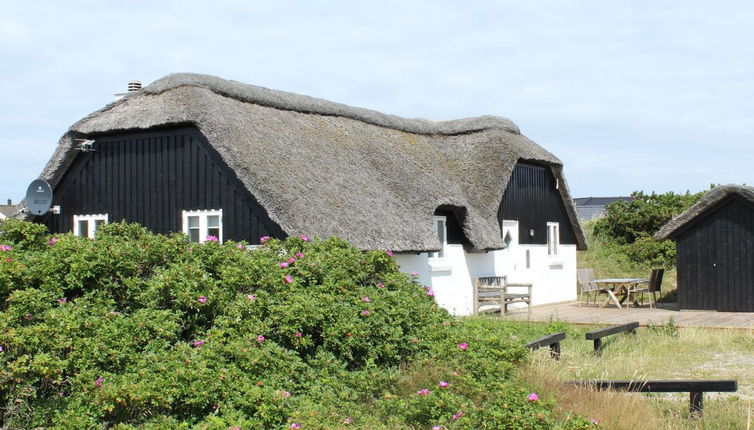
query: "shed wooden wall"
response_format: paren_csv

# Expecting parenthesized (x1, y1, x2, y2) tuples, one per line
(40, 127, 284, 244)
(498, 162, 577, 245)
(674, 196, 754, 312)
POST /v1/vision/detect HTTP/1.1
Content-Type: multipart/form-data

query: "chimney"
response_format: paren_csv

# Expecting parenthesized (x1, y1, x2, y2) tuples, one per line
(114, 80, 141, 101)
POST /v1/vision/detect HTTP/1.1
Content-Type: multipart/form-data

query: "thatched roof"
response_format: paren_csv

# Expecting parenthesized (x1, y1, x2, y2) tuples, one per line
(655, 185, 754, 240)
(36, 73, 586, 252)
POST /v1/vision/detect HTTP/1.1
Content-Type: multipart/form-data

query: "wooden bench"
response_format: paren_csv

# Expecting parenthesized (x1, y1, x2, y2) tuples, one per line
(526, 332, 565, 360)
(585, 322, 638, 353)
(567, 380, 738, 416)
(473, 276, 532, 318)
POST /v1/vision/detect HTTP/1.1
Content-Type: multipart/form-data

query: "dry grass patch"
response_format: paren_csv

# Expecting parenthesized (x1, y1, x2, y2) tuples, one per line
(516, 322, 754, 429)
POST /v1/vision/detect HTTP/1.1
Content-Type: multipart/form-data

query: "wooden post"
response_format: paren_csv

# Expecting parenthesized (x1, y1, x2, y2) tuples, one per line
(550, 342, 561, 360)
(690, 392, 703, 417)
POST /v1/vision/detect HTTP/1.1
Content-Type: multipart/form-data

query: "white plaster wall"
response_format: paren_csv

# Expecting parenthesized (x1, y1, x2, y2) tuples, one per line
(394, 221, 577, 316)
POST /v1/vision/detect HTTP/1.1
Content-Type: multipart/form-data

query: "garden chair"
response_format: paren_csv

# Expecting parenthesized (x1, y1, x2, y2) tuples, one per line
(627, 268, 664, 308)
(577, 268, 607, 307)
(473, 276, 532, 318)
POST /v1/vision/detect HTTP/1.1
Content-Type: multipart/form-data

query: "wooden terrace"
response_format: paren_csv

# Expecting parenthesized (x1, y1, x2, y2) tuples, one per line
(505, 302, 754, 329)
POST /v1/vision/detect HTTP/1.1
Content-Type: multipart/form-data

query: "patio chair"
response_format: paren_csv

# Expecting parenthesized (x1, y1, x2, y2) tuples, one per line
(473, 276, 532, 318)
(627, 268, 664, 308)
(577, 268, 607, 307)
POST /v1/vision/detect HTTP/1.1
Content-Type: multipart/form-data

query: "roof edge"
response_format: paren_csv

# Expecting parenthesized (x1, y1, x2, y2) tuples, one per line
(655, 184, 754, 240)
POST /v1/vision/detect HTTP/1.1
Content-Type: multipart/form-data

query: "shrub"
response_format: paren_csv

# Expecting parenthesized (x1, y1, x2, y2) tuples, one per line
(0, 221, 449, 427)
(0, 220, 591, 428)
(590, 190, 704, 267)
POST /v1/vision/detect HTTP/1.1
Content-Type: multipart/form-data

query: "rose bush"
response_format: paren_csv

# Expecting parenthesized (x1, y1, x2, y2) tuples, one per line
(0, 219, 592, 428)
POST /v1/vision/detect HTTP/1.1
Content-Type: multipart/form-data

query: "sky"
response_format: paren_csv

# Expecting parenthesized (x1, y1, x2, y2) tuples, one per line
(2, 1, 753, 204)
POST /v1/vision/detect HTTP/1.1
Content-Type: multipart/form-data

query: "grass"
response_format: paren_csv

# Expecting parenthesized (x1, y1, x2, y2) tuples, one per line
(512, 321, 754, 429)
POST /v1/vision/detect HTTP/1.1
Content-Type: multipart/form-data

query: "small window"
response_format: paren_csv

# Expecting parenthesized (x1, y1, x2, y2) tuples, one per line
(73, 214, 108, 238)
(547, 222, 559, 256)
(182, 209, 223, 243)
(429, 216, 447, 260)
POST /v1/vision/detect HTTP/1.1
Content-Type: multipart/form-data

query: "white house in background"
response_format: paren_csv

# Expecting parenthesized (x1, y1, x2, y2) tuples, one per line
(29, 73, 587, 316)
(0, 200, 18, 220)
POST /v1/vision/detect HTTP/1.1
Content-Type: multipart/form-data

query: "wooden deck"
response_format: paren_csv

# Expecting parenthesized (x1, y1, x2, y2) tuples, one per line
(504, 301, 754, 329)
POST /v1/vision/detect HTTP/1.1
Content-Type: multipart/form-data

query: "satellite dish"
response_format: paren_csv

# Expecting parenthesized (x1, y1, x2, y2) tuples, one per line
(25, 179, 53, 216)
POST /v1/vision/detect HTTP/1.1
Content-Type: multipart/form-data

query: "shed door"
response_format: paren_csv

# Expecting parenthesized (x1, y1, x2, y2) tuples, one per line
(711, 198, 754, 312)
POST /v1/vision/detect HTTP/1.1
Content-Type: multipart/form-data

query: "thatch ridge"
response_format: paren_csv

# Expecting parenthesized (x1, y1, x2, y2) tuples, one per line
(655, 184, 754, 240)
(138, 73, 521, 136)
(35, 73, 587, 252)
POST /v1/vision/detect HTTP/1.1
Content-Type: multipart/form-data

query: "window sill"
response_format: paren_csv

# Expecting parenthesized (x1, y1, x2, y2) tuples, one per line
(429, 262, 452, 273)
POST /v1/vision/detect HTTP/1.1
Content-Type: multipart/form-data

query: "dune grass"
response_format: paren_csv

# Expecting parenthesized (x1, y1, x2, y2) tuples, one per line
(513, 321, 754, 429)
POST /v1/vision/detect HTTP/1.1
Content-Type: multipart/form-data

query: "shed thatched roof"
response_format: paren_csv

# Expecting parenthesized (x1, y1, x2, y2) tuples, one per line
(37, 73, 586, 251)
(655, 185, 754, 240)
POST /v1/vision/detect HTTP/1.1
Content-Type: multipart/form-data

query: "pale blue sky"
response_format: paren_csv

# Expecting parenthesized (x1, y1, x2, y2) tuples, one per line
(2, 1, 753, 203)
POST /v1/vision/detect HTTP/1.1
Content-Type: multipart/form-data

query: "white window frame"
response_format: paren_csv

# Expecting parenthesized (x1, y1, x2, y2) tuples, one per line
(429, 216, 447, 261)
(182, 209, 223, 243)
(73, 214, 108, 238)
(547, 222, 559, 256)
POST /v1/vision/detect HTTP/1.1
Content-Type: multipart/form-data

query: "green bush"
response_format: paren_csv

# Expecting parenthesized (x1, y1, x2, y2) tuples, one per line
(0, 220, 591, 428)
(592, 190, 704, 266)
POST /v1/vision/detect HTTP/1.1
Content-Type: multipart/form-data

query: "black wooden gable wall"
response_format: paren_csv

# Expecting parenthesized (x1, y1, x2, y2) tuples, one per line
(498, 162, 577, 245)
(41, 127, 284, 244)
(674, 196, 754, 312)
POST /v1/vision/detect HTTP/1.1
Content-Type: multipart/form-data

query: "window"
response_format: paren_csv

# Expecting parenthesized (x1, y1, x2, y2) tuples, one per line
(547, 222, 559, 255)
(502, 220, 518, 249)
(429, 216, 447, 260)
(73, 214, 108, 238)
(182, 209, 223, 243)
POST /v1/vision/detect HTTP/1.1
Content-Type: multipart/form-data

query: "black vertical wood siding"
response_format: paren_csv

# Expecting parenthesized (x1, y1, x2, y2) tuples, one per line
(40, 127, 284, 244)
(498, 162, 577, 245)
(674, 196, 754, 312)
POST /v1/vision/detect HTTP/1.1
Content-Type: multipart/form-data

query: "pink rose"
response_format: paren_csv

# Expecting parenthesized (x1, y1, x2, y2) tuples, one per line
(300, 234, 309, 241)
(284, 275, 293, 284)
(279, 262, 289, 268)
(193, 340, 206, 348)
(528, 392, 539, 402)
(458, 342, 468, 351)
(197, 296, 207, 303)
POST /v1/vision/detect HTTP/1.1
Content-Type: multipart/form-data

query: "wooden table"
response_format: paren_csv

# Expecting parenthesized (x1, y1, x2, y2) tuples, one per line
(594, 278, 648, 309)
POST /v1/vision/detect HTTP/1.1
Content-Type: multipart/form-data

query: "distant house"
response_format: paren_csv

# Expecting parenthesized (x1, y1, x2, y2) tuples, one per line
(573, 196, 636, 221)
(0, 200, 18, 220)
(29, 73, 586, 315)
(655, 185, 754, 312)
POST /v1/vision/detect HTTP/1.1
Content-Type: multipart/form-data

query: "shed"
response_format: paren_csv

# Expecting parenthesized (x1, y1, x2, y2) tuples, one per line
(655, 185, 754, 312)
